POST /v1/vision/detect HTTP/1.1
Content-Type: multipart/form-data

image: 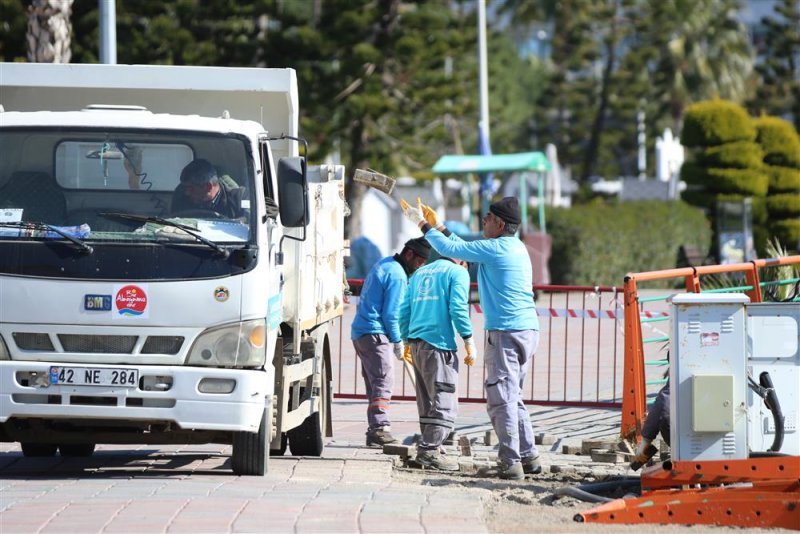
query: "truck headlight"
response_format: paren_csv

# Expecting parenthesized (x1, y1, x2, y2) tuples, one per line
(185, 320, 267, 368)
(0, 335, 9, 360)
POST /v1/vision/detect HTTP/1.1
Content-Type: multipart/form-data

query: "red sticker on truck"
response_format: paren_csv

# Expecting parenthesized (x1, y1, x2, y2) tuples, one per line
(114, 284, 149, 318)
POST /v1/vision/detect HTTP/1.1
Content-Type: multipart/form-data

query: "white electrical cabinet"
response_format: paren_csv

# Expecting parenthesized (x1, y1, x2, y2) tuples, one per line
(747, 302, 800, 456)
(670, 293, 750, 461)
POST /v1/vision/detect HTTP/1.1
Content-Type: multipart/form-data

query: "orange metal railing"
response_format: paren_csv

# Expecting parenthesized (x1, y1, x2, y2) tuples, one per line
(620, 255, 800, 441)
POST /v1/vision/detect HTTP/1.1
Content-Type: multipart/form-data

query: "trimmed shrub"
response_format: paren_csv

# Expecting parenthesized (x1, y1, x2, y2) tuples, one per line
(705, 168, 770, 196)
(548, 200, 712, 287)
(681, 100, 756, 147)
(754, 116, 800, 168)
(766, 194, 800, 217)
(696, 141, 764, 169)
(766, 165, 800, 192)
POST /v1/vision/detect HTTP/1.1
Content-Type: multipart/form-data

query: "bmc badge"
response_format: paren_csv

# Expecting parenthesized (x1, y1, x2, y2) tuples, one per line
(214, 287, 230, 302)
(114, 284, 149, 318)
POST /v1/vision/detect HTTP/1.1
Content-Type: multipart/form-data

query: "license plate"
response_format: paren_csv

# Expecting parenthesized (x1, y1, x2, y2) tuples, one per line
(50, 366, 139, 387)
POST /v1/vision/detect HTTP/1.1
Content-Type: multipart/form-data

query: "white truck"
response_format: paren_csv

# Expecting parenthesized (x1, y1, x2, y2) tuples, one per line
(0, 63, 346, 475)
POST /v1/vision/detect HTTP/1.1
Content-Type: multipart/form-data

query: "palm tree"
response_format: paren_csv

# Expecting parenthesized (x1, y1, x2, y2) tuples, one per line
(27, 0, 73, 63)
(647, 0, 753, 132)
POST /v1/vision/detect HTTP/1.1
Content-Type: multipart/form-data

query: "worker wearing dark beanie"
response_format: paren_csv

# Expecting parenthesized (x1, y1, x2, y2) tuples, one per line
(404, 237, 431, 261)
(489, 196, 521, 225)
(401, 195, 540, 481)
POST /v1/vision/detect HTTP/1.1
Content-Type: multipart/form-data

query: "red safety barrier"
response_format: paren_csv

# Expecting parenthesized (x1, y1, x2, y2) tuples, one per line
(334, 278, 628, 408)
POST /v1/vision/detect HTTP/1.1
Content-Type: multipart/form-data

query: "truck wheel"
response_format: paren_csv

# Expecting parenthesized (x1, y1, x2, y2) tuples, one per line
(21, 443, 58, 457)
(288, 359, 329, 456)
(59, 443, 96, 457)
(231, 404, 270, 476)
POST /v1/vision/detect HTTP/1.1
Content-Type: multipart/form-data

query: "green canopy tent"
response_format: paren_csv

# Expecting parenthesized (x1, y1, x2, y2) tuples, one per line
(432, 151, 551, 233)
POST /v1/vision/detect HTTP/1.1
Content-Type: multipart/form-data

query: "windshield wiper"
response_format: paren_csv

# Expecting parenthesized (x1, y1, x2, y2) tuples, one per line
(0, 221, 93, 254)
(99, 212, 229, 258)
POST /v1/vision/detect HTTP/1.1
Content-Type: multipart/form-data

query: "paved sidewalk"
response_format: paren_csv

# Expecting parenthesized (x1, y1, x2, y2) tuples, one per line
(0, 400, 624, 533)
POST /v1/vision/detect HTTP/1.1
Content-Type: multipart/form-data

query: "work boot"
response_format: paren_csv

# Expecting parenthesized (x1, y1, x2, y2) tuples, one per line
(415, 450, 459, 472)
(521, 455, 542, 475)
(366, 428, 397, 447)
(476, 461, 524, 480)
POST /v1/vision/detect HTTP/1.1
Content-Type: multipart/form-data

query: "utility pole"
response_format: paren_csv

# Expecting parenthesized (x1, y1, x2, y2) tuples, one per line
(637, 103, 646, 180)
(99, 0, 117, 64)
(477, 0, 492, 222)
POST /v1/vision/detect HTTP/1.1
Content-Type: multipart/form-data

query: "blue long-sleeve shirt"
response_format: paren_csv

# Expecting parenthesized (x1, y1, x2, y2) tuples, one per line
(350, 255, 409, 342)
(423, 229, 538, 332)
(398, 258, 472, 351)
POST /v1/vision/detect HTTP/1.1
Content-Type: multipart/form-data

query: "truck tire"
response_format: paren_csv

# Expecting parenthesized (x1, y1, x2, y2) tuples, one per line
(288, 358, 329, 456)
(231, 403, 270, 476)
(59, 443, 95, 457)
(21, 443, 58, 457)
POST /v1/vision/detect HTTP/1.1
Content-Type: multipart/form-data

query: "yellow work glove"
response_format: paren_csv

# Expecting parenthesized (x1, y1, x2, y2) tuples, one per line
(403, 344, 413, 364)
(463, 337, 477, 366)
(419, 198, 445, 231)
(399, 198, 426, 228)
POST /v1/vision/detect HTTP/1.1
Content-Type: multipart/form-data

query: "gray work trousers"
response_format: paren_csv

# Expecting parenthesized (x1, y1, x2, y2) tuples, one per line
(410, 339, 459, 452)
(642, 382, 670, 445)
(353, 334, 394, 431)
(484, 329, 539, 465)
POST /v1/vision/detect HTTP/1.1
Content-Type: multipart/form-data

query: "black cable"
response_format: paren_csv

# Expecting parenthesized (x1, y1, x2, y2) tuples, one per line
(760, 372, 784, 452)
(553, 477, 641, 503)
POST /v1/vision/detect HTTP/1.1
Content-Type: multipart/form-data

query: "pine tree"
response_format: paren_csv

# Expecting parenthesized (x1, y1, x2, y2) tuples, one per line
(748, 0, 800, 130)
(261, 0, 476, 238)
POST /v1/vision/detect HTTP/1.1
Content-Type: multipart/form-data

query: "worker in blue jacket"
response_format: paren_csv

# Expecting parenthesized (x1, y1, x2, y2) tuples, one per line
(402, 196, 540, 480)
(399, 255, 476, 471)
(351, 237, 430, 447)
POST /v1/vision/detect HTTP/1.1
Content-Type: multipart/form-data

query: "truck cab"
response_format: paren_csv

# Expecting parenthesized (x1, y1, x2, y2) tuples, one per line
(0, 63, 345, 475)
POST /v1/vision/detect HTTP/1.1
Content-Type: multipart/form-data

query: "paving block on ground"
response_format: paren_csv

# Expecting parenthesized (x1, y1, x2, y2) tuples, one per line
(562, 444, 582, 455)
(458, 435, 472, 457)
(535, 433, 556, 446)
(458, 459, 478, 473)
(383, 444, 415, 457)
(581, 439, 617, 455)
(590, 449, 626, 464)
(483, 430, 496, 446)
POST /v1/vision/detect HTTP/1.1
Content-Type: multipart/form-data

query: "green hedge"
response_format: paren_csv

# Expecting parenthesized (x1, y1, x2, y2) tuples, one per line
(681, 100, 756, 147)
(754, 116, 800, 168)
(696, 141, 764, 169)
(766, 166, 800, 192)
(547, 201, 712, 287)
(766, 194, 800, 217)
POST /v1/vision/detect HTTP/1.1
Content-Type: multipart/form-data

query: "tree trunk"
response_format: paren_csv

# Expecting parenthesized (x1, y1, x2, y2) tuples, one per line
(27, 0, 73, 63)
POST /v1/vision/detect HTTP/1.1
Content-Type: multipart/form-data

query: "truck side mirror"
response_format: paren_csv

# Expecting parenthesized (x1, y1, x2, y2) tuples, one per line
(276, 157, 309, 227)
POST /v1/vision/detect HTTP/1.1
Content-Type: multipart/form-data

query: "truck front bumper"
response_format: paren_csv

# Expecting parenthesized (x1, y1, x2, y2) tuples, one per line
(0, 361, 272, 433)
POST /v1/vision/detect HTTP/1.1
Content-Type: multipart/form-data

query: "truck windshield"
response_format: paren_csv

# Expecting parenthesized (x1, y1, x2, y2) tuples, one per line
(0, 128, 257, 280)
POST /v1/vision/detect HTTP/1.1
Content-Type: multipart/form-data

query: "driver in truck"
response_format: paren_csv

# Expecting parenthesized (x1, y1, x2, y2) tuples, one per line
(171, 158, 247, 219)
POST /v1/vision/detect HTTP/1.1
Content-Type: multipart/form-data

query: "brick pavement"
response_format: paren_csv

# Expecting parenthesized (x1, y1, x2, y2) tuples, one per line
(0, 399, 624, 533)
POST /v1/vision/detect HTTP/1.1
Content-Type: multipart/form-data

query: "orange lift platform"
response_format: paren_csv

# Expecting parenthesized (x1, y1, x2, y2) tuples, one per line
(577, 256, 800, 530)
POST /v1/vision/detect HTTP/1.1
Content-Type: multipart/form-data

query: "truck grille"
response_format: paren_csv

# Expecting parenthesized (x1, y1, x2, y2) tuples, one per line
(58, 334, 137, 353)
(11, 332, 185, 356)
(12, 332, 55, 351)
(141, 336, 184, 355)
